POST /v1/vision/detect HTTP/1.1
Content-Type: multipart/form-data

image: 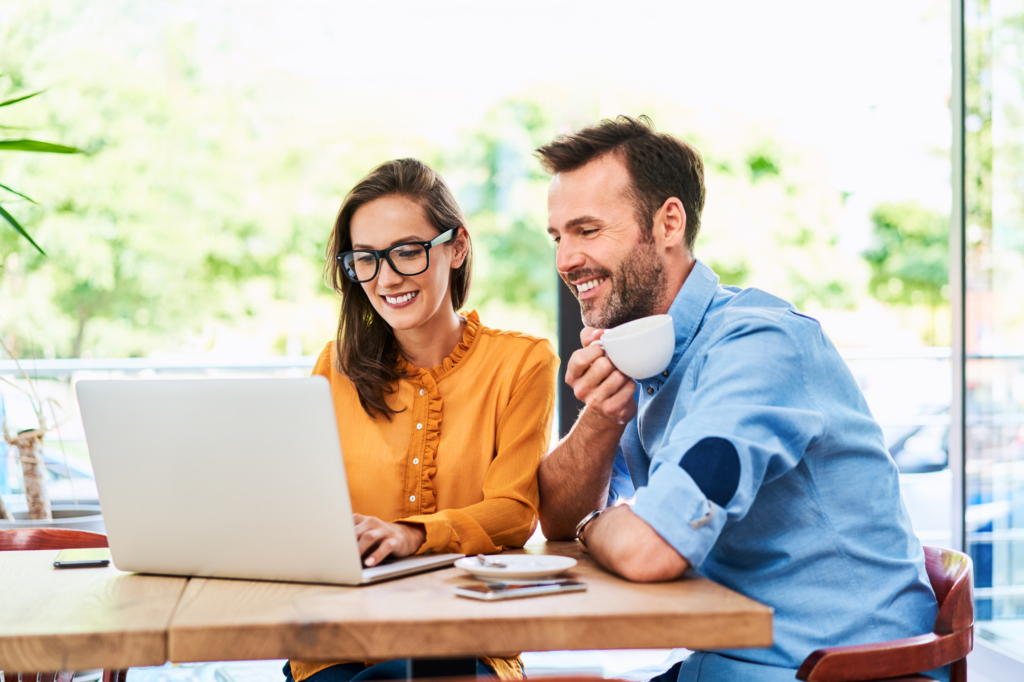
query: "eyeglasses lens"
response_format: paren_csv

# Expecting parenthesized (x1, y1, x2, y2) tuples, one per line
(344, 244, 429, 282)
(389, 244, 427, 275)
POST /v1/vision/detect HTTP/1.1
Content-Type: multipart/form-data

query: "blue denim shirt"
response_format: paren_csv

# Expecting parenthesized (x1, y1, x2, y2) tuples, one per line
(611, 260, 938, 671)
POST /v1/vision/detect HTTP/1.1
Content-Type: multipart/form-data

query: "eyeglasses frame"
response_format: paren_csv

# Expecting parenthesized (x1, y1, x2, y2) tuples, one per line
(336, 227, 459, 283)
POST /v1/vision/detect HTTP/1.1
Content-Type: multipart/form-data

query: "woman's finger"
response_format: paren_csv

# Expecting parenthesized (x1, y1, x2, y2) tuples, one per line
(364, 536, 399, 567)
(357, 527, 383, 555)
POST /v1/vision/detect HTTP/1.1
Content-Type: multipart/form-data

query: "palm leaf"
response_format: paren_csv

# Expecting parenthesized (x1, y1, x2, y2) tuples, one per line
(0, 183, 37, 203)
(0, 90, 46, 108)
(0, 139, 83, 153)
(0, 203, 45, 255)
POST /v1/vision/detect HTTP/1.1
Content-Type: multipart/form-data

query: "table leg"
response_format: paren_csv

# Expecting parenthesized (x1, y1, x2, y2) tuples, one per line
(407, 657, 477, 679)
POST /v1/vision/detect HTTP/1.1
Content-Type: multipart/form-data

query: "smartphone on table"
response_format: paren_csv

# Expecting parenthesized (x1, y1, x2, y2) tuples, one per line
(454, 580, 586, 601)
(53, 548, 112, 568)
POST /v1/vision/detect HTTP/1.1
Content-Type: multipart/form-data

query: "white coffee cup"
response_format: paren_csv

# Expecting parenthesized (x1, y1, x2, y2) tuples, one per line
(596, 314, 675, 380)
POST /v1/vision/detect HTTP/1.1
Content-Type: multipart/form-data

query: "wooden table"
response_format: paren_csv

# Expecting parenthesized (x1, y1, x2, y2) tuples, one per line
(0, 550, 187, 672)
(0, 540, 772, 674)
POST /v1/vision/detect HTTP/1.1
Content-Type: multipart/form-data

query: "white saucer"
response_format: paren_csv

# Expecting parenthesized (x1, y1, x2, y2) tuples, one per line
(454, 555, 577, 580)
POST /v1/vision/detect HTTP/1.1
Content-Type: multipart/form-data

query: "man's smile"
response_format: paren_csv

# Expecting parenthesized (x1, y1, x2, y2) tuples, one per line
(568, 273, 610, 301)
(576, 277, 607, 300)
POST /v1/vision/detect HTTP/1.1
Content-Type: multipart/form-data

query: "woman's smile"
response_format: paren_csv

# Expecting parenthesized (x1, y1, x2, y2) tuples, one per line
(382, 290, 419, 308)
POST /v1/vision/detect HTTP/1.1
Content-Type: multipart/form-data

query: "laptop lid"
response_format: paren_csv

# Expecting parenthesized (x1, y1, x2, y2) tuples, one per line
(77, 377, 367, 585)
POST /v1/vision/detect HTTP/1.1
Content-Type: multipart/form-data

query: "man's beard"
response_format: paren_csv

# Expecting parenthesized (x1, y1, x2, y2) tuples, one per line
(573, 238, 667, 329)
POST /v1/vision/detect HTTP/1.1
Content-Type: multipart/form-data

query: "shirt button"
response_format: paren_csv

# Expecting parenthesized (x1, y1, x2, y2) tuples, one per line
(419, 389, 425, 396)
(416, 423, 423, 430)
(413, 458, 419, 465)
(646, 386, 654, 395)
(409, 495, 416, 502)
(662, 370, 670, 377)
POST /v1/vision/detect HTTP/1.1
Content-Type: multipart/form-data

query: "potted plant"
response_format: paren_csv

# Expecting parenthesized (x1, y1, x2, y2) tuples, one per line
(1, 84, 101, 532)
(0, 336, 104, 532)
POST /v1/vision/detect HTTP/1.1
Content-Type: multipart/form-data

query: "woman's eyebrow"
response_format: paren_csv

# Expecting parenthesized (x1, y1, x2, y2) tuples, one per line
(351, 234, 429, 249)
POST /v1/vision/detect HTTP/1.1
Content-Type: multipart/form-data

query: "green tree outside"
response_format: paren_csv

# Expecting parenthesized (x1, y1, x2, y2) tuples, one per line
(863, 201, 949, 344)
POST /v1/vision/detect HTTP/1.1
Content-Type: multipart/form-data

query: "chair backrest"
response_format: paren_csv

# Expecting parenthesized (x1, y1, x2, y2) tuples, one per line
(923, 545, 973, 635)
(0, 528, 109, 551)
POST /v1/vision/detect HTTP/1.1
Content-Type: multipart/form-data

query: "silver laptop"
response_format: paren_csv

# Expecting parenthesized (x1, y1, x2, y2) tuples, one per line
(76, 377, 462, 585)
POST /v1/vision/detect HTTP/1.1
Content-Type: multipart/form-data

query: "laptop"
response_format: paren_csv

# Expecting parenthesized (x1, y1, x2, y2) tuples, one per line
(75, 377, 463, 585)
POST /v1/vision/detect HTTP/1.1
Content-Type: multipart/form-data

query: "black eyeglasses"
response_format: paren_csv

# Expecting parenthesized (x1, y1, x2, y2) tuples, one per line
(337, 228, 458, 283)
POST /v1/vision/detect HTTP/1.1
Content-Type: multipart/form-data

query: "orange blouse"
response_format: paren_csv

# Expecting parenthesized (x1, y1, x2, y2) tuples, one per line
(290, 311, 557, 682)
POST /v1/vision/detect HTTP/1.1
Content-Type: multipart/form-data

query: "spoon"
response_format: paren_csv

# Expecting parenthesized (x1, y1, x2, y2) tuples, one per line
(477, 554, 507, 568)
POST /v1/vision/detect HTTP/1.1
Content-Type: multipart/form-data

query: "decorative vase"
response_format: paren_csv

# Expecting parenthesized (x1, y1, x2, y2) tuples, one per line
(0, 504, 105, 533)
(7, 427, 52, 521)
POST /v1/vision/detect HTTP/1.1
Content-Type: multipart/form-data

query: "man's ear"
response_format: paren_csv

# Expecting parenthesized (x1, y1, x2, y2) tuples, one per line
(655, 197, 687, 250)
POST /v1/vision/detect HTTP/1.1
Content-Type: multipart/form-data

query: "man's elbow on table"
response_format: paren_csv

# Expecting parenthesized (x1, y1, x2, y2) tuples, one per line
(591, 506, 690, 582)
(616, 537, 690, 582)
(538, 508, 577, 542)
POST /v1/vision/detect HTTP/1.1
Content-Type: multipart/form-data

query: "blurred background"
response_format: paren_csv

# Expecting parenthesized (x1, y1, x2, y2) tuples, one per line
(0, 0, 1022, 676)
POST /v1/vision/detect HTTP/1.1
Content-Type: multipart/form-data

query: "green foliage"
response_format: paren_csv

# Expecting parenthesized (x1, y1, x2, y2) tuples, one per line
(863, 201, 949, 309)
(443, 99, 558, 329)
(710, 259, 751, 288)
(0, 80, 84, 254)
(0, 1, 902, 359)
(746, 150, 781, 183)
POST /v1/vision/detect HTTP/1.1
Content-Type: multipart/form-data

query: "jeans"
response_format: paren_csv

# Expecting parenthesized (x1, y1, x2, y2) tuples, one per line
(283, 660, 498, 682)
(651, 653, 949, 682)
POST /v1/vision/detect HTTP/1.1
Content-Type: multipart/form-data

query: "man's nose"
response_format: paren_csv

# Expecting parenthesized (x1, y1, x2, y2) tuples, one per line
(555, 240, 586, 275)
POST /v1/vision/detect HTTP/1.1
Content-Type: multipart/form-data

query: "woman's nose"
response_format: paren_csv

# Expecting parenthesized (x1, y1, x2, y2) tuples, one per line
(377, 258, 404, 287)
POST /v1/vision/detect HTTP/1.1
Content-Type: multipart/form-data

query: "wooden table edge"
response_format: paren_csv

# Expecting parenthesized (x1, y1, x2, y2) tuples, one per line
(168, 609, 774, 663)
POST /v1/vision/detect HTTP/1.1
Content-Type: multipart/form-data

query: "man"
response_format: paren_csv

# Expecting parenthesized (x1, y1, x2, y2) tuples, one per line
(536, 116, 942, 682)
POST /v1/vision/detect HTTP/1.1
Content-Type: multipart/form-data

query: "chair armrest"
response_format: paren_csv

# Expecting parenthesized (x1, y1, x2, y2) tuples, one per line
(796, 629, 973, 682)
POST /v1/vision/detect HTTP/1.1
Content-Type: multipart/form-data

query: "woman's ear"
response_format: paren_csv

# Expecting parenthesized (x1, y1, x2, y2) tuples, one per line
(451, 227, 469, 269)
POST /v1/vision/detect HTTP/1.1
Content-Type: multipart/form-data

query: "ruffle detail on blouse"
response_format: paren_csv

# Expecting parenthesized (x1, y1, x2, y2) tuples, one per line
(429, 310, 480, 379)
(395, 310, 481, 380)
(395, 311, 483, 515)
(416, 370, 443, 514)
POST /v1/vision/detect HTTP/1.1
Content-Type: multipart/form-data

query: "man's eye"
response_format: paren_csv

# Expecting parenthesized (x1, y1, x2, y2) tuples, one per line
(582, 229, 597, 236)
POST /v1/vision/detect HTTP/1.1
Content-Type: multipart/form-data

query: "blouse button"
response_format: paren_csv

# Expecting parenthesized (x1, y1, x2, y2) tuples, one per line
(419, 389, 425, 396)
(662, 370, 670, 377)
(409, 495, 416, 502)
(416, 423, 423, 430)
(413, 458, 419, 465)
(646, 386, 655, 395)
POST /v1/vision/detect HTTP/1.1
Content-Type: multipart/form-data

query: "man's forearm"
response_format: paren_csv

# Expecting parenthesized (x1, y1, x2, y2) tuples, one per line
(583, 505, 690, 582)
(538, 407, 625, 540)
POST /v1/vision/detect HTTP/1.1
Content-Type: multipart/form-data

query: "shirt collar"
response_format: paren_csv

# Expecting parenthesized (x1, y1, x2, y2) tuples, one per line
(666, 259, 720, 364)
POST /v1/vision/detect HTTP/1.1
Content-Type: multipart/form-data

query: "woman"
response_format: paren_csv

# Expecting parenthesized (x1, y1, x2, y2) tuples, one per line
(285, 158, 557, 682)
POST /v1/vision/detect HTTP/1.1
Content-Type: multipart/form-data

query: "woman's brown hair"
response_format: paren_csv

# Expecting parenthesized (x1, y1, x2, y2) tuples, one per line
(325, 158, 472, 420)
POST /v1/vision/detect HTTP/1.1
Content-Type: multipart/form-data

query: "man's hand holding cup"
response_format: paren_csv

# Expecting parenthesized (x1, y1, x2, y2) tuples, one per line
(565, 314, 675, 427)
(565, 327, 638, 426)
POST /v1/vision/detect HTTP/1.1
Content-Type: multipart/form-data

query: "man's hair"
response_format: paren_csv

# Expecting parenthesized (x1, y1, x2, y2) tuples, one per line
(535, 115, 705, 254)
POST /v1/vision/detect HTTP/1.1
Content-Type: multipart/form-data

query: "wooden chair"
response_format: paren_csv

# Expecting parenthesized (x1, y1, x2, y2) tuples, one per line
(0, 529, 128, 682)
(797, 546, 974, 682)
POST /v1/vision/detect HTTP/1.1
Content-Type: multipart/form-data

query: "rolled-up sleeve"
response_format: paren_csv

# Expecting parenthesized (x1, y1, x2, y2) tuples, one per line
(607, 445, 636, 506)
(631, 316, 827, 569)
